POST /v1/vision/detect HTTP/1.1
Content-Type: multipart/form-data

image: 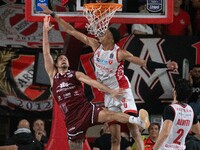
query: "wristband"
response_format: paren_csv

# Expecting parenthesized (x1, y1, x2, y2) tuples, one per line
(147, 60, 167, 69)
(50, 12, 56, 18)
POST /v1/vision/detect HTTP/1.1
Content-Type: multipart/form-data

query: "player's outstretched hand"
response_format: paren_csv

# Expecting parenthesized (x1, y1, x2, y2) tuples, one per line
(39, 4, 53, 15)
(43, 16, 54, 32)
(166, 61, 178, 71)
(110, 88, 124, 99)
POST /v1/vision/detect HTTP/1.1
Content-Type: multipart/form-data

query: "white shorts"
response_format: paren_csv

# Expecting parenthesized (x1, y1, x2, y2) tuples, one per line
(104, 88, 137, 114)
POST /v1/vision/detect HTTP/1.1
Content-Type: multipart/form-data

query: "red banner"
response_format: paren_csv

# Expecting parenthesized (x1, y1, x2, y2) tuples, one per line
(0, 48, 53, 111)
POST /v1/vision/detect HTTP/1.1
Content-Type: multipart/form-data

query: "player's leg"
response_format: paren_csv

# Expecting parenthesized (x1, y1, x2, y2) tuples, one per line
(128, 123, 144, 150)
(109, 123, 121, 150)
(97, 108, 148, 126)
(97, 109, 131, 150)
(97, 109, 148, 150)
(119, 88, 150, 129)
(68, 140, 83, 150)
(120, 88, 149, 150)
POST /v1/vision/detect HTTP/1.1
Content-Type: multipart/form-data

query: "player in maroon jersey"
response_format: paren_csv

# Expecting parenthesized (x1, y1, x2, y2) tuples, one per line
(42, 16, 149, 150)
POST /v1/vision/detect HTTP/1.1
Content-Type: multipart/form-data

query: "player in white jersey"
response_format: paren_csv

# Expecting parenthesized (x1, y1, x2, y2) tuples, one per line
(40, 4, 178, 150)
(153, 79, 200, 150)
(94, 44, 138, 114)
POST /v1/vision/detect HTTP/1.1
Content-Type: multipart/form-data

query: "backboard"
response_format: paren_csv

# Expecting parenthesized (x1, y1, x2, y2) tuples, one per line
(25, 0, 173, 24)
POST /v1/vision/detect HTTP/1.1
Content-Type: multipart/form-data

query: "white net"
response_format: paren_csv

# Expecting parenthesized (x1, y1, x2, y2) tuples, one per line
(83, 3, 122, 37)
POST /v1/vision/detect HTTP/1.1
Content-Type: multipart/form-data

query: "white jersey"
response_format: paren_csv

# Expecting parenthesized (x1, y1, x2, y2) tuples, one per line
(93, 44, 137, 113)
(160, 104, 194, 150)
(93, 44, 130, 89)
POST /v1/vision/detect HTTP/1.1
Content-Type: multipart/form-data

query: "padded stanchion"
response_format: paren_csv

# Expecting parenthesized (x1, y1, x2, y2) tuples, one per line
(45, 99, 92, 150)
(45, 99, 69, 150)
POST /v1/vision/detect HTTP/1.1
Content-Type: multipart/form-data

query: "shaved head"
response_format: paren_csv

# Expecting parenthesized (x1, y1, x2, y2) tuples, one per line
(18, 119, 30, 129)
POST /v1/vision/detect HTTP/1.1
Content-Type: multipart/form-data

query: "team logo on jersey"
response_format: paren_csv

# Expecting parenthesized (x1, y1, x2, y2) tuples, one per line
(57, 82, 71, 89)
(109, 60, 113, 65)
(110, 53, 114, 59)
(97, 51, 100, 57)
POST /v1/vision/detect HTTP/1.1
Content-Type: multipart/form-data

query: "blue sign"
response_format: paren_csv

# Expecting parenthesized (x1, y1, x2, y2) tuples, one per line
(146, 0, 163, 13)
(36, 0, 48, 12)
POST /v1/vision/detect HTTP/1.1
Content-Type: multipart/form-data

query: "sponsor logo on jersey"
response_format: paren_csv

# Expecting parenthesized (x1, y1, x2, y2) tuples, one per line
(108, 60, 113, 65)
(110, 53, 114, 59)
(97, 51, 100, 57)
(96, 58, 109, 65)
(74, 91, 80, 96)
(63, 92, 71, 99)
(58, 82, 71, 89)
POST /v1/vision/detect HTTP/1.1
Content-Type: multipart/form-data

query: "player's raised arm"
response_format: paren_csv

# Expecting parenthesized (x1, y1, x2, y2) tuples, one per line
(39, 4, 99, 51)
(75, 71, 123, 98)
(118, 49, 178, 70)
(42, 16, 56, 85)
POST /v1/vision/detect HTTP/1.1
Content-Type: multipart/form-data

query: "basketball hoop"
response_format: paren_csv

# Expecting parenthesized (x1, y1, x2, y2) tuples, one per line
(83, 3, 122, 37)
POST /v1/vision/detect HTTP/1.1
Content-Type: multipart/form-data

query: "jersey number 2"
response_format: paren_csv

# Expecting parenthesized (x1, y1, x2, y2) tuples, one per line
(173, 129, 184, 145)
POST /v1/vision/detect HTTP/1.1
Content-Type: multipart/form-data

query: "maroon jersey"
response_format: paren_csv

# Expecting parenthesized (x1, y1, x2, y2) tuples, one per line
(51, 70, 101, 141)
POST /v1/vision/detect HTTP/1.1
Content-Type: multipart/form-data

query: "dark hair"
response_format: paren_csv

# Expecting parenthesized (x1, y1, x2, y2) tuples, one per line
(192, 64, 200, 69)
(108, 27, 121, 43)
(33, 118, 45, 124)
(54, 53, 67, 63)
(174, 79, 192, 103)
(148, 122, 160, 131)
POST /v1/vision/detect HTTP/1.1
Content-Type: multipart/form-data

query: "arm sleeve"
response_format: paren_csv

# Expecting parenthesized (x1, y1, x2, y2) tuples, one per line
(193, 114, 198, 124)
(163, 105, 175, 121)
(146, 60, 167, 68)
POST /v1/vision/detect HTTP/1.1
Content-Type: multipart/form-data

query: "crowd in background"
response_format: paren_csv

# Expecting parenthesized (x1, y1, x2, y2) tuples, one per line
(65, 0, 200, 36)
(0, 119, 48, 150)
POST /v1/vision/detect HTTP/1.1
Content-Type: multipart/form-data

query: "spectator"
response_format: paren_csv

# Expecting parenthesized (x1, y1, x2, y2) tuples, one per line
(185, 131, 200, 150)
(5, 119, 41, 150)
(191, 0, 200, 35)
(143, 122, 160, 150)
(0, 145, 18, 150)
(131, 24, 153, 35)
(131, 4, 153, 35)
(92, 123, 132, 150)
(155, 0, 192, 36)
(109, 23, 129, 38)
(189, 64, 200, 119)
(32, 119, 48, 149)
(120, 124, 131, 144)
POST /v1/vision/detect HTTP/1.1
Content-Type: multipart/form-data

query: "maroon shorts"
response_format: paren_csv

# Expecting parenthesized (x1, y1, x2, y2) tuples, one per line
(66, 102, 102, 141)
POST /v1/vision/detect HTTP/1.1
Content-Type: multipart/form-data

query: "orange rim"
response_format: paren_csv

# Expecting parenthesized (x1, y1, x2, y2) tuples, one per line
(84, 3, 122, 11)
